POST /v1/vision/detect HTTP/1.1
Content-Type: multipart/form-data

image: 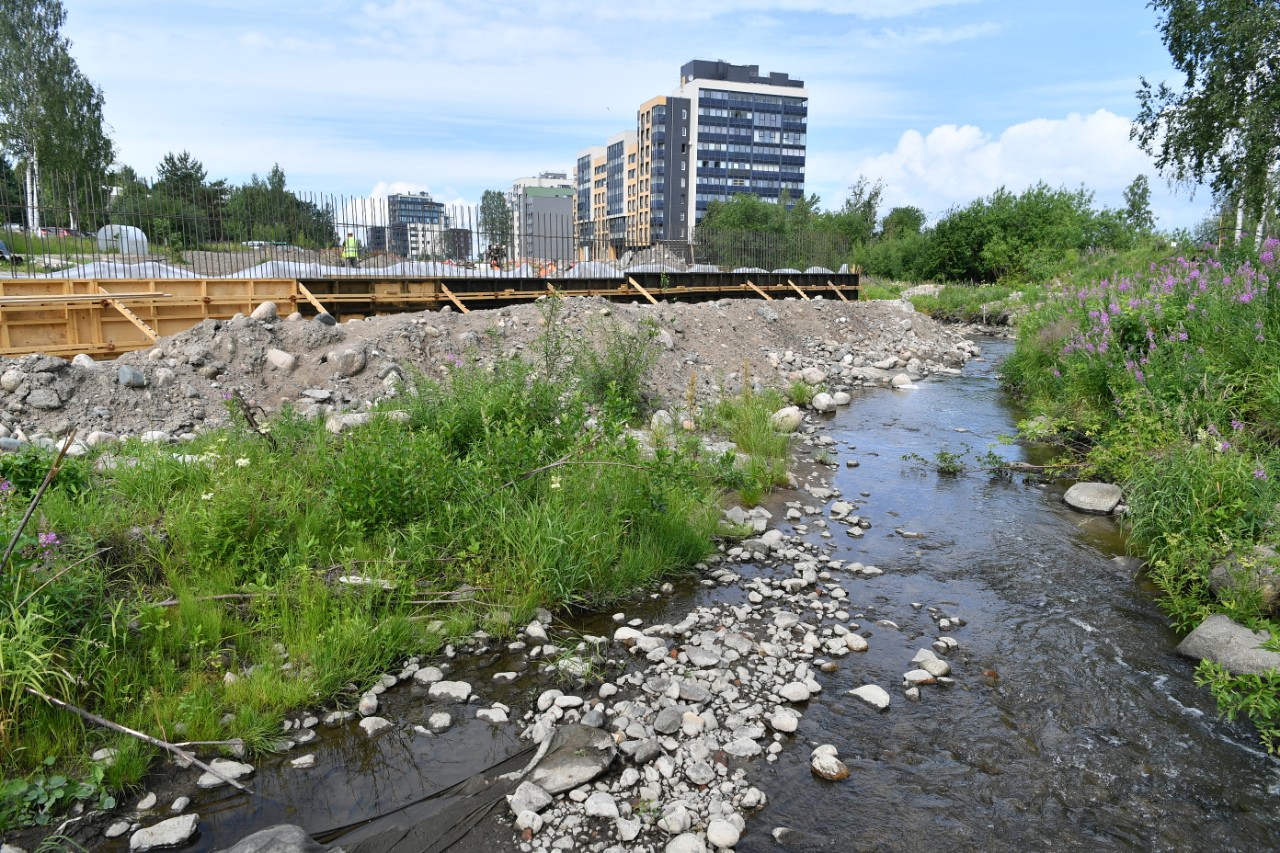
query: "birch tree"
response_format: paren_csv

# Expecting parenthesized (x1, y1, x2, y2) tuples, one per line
(0, 0, 112, 231)
(1133, 1, 1280, 242)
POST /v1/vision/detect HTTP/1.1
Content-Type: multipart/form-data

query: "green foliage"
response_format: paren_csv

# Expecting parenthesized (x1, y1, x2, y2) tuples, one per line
(572, 317, 662, 421)
(479, 189, 513, 262)
(1195, 661, 1280, 753)
(908, 284, 1025, 324)
(0, 757, 115, 832)
(0, 318, 729, 809)
(708, 385, 791, 506)
(1005, 239, 1280, 750)
(1135, 0, 1280, 226)
(786, 380, 816, 406)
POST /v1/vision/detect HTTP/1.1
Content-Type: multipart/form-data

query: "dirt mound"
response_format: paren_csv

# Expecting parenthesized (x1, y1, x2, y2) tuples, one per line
(0, 296, 977, 451)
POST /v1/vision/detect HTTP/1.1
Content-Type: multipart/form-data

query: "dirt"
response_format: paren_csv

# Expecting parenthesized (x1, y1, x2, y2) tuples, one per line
(0, 296, 981, 451)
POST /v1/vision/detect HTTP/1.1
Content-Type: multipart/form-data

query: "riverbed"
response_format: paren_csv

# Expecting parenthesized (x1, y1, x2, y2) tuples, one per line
(90, 338, 1280, 853)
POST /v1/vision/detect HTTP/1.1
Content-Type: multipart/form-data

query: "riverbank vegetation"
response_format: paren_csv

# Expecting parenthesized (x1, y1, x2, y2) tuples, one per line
(1002, 239, 1280, 751)
(0, 310, 788, 830)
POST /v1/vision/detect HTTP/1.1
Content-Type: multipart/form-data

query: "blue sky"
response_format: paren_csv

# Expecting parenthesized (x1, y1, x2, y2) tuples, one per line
(61, 0, 1210, 231)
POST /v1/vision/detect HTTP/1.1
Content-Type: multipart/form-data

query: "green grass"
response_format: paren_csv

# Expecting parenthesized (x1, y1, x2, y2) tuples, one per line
(0, 331, 762, 830)
(707, 385, 792, 506)
(1002, 239, 1280, 751)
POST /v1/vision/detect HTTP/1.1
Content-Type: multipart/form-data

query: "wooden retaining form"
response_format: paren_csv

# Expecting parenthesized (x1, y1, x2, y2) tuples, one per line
(0, 271, 858, 359)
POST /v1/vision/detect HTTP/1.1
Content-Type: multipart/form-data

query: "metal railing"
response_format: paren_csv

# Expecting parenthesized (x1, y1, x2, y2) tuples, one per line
(0, 172, 851, 279)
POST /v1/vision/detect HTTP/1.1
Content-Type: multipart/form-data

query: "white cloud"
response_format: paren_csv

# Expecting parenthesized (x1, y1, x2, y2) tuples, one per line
(841, 109, 1205, 228)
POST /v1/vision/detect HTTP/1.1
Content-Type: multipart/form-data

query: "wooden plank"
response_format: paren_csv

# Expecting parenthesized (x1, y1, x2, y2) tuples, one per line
(827, 280, 850, 302)
(96, 286, 159, 343)
(295, 281, 331, 316)
(743, 279, 773, 301)
(627, 276, 659, 305)
(786, 279, 811, 300)
(0, 292, 173, 306)
(438, 283, 471, 313)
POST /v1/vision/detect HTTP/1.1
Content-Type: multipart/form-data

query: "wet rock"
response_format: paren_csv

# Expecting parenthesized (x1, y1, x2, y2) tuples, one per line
(129, 813, 199, 851)
(196, 759, 254, 789)
(1176, 614, 1280, 675)
(811, 392, 836, 413)
(427, 680, 472, 703)
(211, 823, 330, 853)
(810, 745, 850, 781)
(527, 723, 616, 794)
(136, 792, 157, 811)
(359, 716, 392, 737)
(849, 684, 891, 711)
(665, 834, 707, 853)
(1063, 482, 1123, 514)
(105, 820, 131, 838)
(707, 818, 742, 848)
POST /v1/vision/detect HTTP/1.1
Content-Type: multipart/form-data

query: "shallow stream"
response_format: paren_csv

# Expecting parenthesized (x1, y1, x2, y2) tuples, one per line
(105, 339, 1279, 852)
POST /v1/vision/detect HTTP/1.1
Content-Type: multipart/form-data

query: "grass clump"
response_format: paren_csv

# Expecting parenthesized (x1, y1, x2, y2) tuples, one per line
(708, 384, 792, 506)
(1002, 238, 1280, 751)
(0, 319, 731, 830)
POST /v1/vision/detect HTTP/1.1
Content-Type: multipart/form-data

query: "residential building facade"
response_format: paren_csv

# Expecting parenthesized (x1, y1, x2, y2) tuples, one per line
(574, 60, 806, 259)
(510, 172, 575, 262)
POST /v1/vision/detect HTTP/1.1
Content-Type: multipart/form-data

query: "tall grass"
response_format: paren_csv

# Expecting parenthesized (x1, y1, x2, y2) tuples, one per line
(0, 332, 739, 827)
(1003, 238, 1280, 750)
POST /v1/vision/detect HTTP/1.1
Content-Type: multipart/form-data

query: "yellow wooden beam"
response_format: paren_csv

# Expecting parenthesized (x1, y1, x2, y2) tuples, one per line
(96, 286, 159, 342)
(627, 276, 659, 305)
(786, 279, 811, 300)
(295, 281, 331, 316)
(0, 292, 173, 306)
(743, 279, 773, 300)
(827, 280, 850, 302)
(438, 283, 471, 313)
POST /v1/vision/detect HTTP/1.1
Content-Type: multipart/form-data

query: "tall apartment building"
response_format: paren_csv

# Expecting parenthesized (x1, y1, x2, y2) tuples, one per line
(509, 172, 575, 262)
(576, 60, 807, 259)
(368, 191, 460, 258)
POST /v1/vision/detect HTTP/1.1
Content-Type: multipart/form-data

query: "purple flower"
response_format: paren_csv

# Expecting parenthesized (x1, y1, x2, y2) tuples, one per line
(1255, 468, 1268, 480)
(38, 532, 60, 548)
(1232, 419, 1244, 431)
(1219, 441, 1231, 452)
(0, 479, 10, 494)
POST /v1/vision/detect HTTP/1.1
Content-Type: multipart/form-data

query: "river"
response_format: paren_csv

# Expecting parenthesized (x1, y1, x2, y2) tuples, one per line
(119, 338, 1280, 853)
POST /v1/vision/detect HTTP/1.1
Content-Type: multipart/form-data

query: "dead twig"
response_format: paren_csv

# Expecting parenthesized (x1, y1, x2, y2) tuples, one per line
(2, 431, 75, 571)
(149, 592, 265, 609)
(501, 458, 650, 490)
(25, 687, 254, 794)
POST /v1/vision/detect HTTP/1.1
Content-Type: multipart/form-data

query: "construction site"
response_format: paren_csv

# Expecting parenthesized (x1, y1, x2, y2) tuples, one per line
(0, 187, 858, 360)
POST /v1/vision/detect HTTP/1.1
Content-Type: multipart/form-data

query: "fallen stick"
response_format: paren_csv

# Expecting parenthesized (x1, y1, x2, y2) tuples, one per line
(25, 687, 253, 794)
(1, 431, 75, 571)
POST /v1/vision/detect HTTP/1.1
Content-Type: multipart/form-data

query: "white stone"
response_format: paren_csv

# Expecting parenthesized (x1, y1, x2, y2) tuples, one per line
(849, 684, 891, 711)
(768, 708, 800, 733)
(359, 716, 393, 737)
(665, 833, 707, 853)
(129, 814, 199, 851)
(707, 818, 742, 848)
(584, 791, 620, 818)
(358, 693, 379, 716)
(265, 348, 296, 371)
(778, 681, 811, 702)
(508, 780, 554, 815)
(290, 754, 316, 769)
(195, 759, 254, 789)
(427, 680, 472, 703)
(515, 809, 543, 834)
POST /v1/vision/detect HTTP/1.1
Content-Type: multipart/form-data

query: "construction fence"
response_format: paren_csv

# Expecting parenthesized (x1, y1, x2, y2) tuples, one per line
(0, 172, 853, 280)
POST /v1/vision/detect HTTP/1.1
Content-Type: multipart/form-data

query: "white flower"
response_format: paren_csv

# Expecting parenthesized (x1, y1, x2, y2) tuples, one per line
(550, 475, 562, 490)
(201, 493, 214, 500)
(235, 458, 250, 468)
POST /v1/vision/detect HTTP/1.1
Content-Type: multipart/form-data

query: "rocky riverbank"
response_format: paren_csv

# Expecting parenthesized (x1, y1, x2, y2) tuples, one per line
(1, 295, 980, 853)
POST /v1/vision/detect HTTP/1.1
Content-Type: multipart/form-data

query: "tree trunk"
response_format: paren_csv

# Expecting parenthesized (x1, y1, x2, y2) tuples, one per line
(1235, 196, 1245, 245)
(24, 157, 40, 232)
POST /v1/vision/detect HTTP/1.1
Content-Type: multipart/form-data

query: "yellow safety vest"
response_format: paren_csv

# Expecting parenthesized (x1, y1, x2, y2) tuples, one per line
(342, 236, 359, 259)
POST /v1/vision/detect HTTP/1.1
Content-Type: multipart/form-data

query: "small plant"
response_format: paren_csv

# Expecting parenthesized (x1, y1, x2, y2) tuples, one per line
(0, 758, 116, 831)
(787, 380, 815, 407)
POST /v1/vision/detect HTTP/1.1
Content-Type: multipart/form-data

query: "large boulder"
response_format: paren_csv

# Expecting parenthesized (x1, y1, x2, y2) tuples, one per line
(526, 723, 616, 794)
(1063, 482, 1123, 514)
(1175, 614, 1280, 675)
(212, 824, 333, 853)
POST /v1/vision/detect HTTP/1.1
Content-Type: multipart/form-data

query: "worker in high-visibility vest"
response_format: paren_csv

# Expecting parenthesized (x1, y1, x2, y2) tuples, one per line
(341, 232, 359, 268)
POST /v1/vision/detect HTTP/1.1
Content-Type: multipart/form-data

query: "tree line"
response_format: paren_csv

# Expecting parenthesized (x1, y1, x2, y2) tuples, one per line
(698, 175, 1160, 284)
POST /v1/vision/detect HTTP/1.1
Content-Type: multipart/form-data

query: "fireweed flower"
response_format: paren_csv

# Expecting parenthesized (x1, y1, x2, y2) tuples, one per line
(38, 532, 59, 547)
(1255, 469, 1268, 480)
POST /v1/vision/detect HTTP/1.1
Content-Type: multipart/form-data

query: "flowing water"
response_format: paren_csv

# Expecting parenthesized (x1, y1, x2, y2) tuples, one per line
(109, 339, 1279, 852)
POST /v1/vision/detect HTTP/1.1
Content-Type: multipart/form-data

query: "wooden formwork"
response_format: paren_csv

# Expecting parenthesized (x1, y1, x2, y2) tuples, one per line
(0, 272, 858, 359)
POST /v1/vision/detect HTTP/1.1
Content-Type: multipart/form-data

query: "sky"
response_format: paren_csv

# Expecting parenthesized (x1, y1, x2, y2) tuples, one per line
(59, 0, 1211, 232)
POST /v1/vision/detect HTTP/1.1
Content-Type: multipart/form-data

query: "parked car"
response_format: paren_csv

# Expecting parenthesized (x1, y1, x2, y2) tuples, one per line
(0, 240, 24, 265)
